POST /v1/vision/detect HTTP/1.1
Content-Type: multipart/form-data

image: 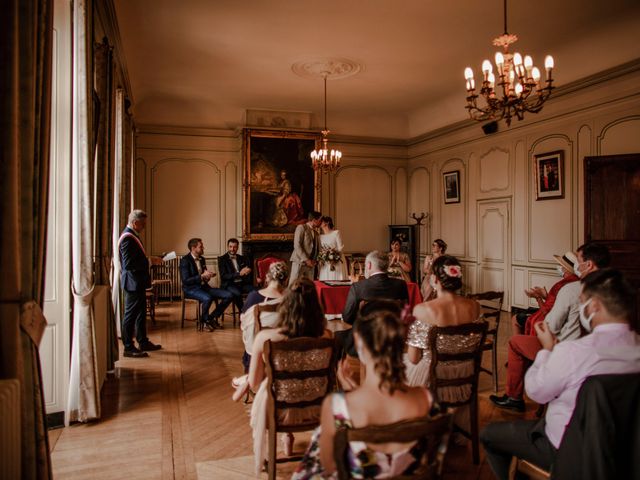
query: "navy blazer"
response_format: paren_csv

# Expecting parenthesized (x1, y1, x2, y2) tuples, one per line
(119, 226, 150, 292)
(218, 252, 252, 289)
(180, 254, 209, 291)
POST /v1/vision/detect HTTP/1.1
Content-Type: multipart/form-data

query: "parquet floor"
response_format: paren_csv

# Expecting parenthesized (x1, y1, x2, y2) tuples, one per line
(50, 302, 540, 479)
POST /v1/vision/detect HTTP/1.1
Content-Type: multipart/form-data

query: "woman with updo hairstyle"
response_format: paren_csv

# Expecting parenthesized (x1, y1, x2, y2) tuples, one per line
(245, 277, 331, 475)
(421, 238, 448, 300)
(293, 301, 434, 479)
(318, 215, 348, 283)
(237, 261, 289, 374)
(404, 255, 482, 440)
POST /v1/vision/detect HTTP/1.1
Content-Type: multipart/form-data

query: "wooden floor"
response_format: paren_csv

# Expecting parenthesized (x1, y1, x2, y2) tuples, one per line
(50, 302, 540, 479)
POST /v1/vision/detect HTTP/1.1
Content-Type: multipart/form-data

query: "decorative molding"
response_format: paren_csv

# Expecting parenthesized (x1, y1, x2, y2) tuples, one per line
(596, 115, 640, 154)
(478, 147, 510, 193)
(245, 109, 312, 129)
(526, 134, 574, 264)
(291, 57, 363, 80)
(137, 124, 239, 137)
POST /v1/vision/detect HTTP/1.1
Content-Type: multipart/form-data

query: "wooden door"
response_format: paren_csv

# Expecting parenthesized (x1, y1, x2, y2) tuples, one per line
(477, 199, 511, 309)
(585, 153, 640, 330)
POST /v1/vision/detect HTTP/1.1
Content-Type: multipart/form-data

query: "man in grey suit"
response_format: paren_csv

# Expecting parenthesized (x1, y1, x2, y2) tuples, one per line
(289, 210, 322, 286)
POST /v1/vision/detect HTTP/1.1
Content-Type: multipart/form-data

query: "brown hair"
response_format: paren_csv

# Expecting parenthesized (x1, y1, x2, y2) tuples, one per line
(187, 237, 202, 250)
(432, 254, 463, 292)
(433, 238, 447, 253)
(354, 300, 407, 394)
(277, 277, 325, 338)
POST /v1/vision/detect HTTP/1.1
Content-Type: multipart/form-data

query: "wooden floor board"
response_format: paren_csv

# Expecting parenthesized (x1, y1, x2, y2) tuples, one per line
(51, 302, 535, 479)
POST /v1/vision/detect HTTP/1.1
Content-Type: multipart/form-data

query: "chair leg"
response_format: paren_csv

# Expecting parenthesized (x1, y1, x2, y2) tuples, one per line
(181, 299, 185, 328)
(232, 303, 238, 328)
(267, 426, 277, 480)
(470, 394, 480, 465)
(492, 343, 499, 393)
(196, 301, 202, 331)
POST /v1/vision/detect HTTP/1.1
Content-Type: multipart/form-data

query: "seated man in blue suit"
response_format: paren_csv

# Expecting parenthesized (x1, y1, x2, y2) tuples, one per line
(180, 238, 233, 330)
(218, 238, 254, 312)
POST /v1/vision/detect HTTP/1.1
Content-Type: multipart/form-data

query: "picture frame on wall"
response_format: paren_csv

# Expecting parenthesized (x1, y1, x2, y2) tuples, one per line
(534, 150, 564, 200)
(242, 129, 321, 241)
(443, 170, 461, 204)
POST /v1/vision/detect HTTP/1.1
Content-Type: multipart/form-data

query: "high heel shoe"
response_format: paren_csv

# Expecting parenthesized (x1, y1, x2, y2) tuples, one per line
(281, 432, 294, 456)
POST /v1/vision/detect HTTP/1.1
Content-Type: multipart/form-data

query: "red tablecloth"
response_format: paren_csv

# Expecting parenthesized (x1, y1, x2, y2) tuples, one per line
(314, 280, 423, 315)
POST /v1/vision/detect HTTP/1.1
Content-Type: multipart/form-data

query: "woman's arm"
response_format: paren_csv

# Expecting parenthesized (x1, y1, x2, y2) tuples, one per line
(407, 345, 423, 364)
(400, 254, 412, 272)
(318, 395, 337, 475)
(248, 331, 268, 390)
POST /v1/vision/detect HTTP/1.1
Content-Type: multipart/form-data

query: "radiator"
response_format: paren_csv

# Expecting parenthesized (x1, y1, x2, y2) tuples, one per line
(0, 379, 20, 479)
(151, 256, 220, 300)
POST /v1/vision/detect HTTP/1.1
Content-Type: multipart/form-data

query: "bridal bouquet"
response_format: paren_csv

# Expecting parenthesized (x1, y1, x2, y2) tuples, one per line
(317, 246, 342, 271)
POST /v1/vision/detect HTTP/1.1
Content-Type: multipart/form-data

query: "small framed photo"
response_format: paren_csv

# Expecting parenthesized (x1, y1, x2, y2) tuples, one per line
(534, 150, 564, 200)
(443, 170, 461, 204)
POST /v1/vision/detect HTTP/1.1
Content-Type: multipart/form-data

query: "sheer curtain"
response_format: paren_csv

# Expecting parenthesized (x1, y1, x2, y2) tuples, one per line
(0, 0, 54, 477)
(68, 0, 100, 423)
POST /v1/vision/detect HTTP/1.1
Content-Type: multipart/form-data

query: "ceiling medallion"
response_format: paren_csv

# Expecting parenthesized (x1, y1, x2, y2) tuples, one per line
(292, 58, 362, 80)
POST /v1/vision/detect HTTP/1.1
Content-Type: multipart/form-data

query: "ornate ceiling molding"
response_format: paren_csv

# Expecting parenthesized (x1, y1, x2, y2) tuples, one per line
(291, 57, 362, 80)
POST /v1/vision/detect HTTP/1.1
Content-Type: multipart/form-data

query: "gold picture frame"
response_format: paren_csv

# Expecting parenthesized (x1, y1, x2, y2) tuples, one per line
(242, 129, 321, 241)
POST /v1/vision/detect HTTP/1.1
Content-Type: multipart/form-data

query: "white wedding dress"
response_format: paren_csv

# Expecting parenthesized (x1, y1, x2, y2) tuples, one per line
(318, 229, 348, 281)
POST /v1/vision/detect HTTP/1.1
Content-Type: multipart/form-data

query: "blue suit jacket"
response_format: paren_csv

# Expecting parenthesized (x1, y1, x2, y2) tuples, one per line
(119, 226, 150, 292)
(218, 252, 252, 289)
(180, 254, 209, 291)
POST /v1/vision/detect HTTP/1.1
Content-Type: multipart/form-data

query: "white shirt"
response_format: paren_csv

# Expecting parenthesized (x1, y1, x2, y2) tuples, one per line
(544, 281, 581, 342)
(525, 323, 640, 448)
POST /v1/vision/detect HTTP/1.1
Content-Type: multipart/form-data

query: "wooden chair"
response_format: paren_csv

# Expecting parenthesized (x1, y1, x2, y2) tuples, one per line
(145, 288, 156, 325)
(180, 290, 202, 331)
(263, 337, 338, 480)
(467, 291, 504, 392)
(151, 264, 174, 303)
(334, 409, 455, 480)
(509, 458, 550, 480)
(426, 321, 488, 464)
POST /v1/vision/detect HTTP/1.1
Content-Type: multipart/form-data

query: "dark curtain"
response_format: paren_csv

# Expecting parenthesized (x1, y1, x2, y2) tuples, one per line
(0, 0, 54, 478)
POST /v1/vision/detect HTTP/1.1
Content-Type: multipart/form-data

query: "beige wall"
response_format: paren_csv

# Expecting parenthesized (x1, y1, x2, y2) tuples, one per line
(136, 66, 640, 309)
(408, 67, 640, 308)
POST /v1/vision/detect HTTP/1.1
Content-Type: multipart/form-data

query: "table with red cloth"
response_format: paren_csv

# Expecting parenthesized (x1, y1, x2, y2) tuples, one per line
(314, 280, 423, 315)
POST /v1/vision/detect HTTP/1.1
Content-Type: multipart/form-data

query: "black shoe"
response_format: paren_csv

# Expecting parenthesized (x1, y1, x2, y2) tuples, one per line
(203, 321, 216, 332)
(489, 394, 525, 412)
(123, 347, 149, 358)
(139, 341, 162, 351)
(208, 314, 224, 329)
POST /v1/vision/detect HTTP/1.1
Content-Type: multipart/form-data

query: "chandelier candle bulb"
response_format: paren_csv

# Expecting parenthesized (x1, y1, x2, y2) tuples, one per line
(515, 83, 523, 96)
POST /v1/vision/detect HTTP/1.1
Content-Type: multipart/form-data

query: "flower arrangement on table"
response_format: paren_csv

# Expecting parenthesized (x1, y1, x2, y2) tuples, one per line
(317, 246, 342, 271)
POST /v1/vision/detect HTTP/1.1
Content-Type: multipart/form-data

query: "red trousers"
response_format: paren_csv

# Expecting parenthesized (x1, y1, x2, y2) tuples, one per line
(506, 335, 542, 399)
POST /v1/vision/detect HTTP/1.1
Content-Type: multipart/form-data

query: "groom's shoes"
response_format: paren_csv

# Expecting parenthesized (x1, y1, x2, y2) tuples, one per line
(489, 394, 525, 413)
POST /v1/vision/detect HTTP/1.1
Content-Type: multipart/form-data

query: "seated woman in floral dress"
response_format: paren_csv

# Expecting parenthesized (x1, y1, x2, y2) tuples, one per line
(293, 301, 434, 479)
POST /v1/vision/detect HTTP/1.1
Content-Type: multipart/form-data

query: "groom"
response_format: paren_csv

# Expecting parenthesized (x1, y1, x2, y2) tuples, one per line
(289, 210, 322, 285)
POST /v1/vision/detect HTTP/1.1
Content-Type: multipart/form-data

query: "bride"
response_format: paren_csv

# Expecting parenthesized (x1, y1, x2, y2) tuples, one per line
(318, 216, 348, 281)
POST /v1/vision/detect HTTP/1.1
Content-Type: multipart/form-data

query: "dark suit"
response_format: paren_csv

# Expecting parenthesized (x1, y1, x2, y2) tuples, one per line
(337, 272, 409, 356)
(218, 252, 254, 310)
(119, 226, 151, 350)
(180, 253, 233, 323)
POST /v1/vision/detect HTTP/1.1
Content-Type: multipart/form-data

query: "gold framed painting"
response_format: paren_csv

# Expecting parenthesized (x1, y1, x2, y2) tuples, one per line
(243, 129, 321, 241)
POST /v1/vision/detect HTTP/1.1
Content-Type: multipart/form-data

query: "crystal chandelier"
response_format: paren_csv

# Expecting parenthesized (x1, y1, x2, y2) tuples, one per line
(311, 74, 342, 172)
(464, 0, 555, 126)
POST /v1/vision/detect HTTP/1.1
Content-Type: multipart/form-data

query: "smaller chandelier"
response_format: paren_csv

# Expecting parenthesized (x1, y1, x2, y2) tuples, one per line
(464, 0, 555, 126)
(311, 75, 342, 172)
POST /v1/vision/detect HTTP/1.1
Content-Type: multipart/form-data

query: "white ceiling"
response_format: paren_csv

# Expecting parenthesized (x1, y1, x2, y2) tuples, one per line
(113, 0, 640, 139)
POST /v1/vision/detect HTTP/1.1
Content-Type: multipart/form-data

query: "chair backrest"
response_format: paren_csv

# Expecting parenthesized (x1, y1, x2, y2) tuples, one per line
(264, 337, 337, 430)
(467, 291, 503, 333)
(253, 301, 280, 335)
(426, 322, 488, 407)
(334, 409, 454, 480)
(255, 255, 287, 286)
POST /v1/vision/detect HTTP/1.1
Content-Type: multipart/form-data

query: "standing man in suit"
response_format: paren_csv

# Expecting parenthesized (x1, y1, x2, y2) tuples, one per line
(337, 250, 409, 356)
(119, 209, 162, 357)
(218, 238, 254, 312)
(289, 210, 322, 286)
(180, 238, 233, 330)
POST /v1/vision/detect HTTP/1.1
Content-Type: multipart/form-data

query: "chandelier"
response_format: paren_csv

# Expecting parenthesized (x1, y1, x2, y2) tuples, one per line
(310, 74, 342, 172)
(464, 0, 555, 126)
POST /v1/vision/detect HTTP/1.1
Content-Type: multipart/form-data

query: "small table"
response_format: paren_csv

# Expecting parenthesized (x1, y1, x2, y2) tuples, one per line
(314, 280, 423, 315)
